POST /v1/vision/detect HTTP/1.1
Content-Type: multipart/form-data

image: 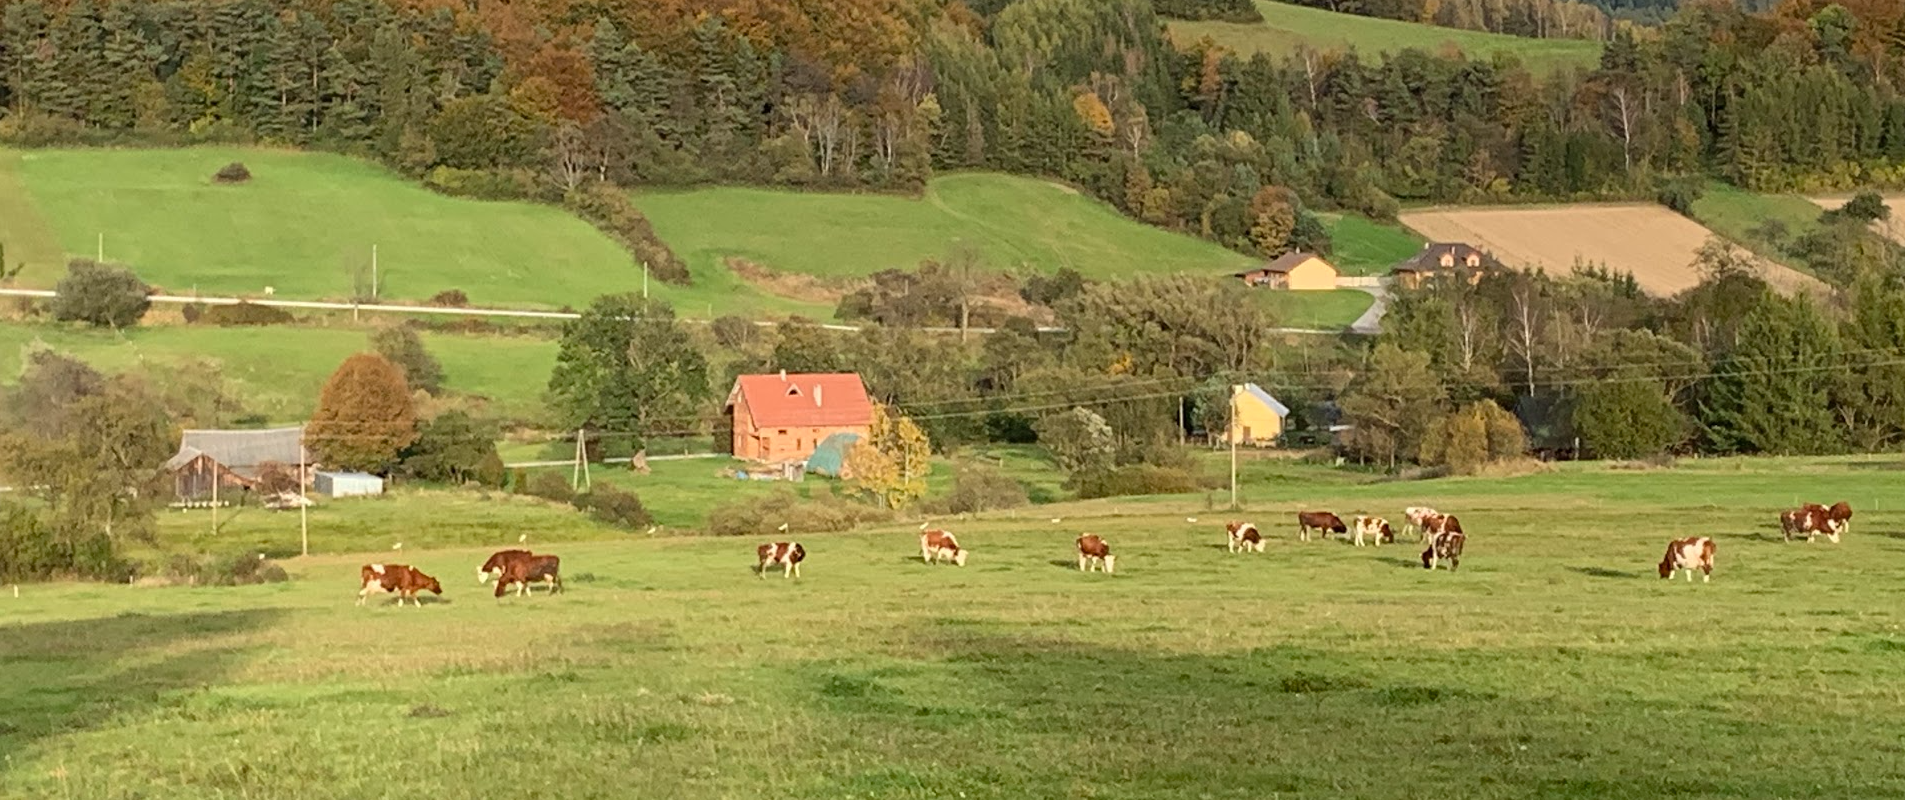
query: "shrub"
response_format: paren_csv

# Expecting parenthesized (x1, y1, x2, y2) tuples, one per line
(428, 289, 470, 307)
(370, 324, 444, 394)
(476, 451, 506, 488)
(180, 302, 204, 323)
(508, 468, 529, 494)
(563, 183, 692, 285)
(1073, 465, 1203, 499)
(705, 490, 892, 536)
(1656, 176, 1704, 216)
(711, 315, 757, 348)
(158, 552, 289, 586)
(423, 166, 540, 201)
(51, 259, 149, 328)
(400, 411, 498, 482)
(571, 484, 653, 528)
(254, 462, 299, 497)
(213, 162, 252, 183)
(927, 464, 1030, 515)
(200, 301, 293, 326)
(526, 471, 576, 504)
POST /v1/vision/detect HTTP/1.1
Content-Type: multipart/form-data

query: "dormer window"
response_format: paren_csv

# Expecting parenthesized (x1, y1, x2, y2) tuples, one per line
(786, 385, 802, 397)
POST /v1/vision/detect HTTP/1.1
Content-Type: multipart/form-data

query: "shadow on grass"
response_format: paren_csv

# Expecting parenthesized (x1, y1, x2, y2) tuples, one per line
(1570, 566, 1642, 579)
(1377, 556, 1424, 570)
(0, 608, 280, 763)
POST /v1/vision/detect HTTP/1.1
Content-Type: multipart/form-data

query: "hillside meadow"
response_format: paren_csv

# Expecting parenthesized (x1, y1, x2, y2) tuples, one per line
(5, 455, 1904, 798)
(0, 322, 558, 423)
(1167, 0, 1602, 76)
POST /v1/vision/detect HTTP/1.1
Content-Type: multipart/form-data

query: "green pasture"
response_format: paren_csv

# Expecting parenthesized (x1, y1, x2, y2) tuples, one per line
(5, 455, 1904, 798)
(1169, 0, 1602, 76)
(1253, 287, 1375, 329)
(0, 322, 558, 423)
(1320, 212, 1422, 276)
(1687, 181, 1826, 273)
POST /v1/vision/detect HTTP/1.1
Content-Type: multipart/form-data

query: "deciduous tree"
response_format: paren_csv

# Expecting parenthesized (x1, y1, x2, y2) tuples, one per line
(307, 352, 418, 473)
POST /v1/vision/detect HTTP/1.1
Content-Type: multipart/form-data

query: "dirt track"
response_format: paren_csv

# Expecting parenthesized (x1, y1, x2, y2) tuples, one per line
(1399, 204, 1825, 297)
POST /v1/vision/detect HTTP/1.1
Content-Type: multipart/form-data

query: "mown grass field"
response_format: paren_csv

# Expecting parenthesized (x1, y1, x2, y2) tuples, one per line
(1253, 287, 1374, 328)
(1321, 212, 1422, 276)
(1168, 0, 1601, 76)
(0, 322, 558, 423)
(1688, 182, 1825, 273)
(632, 172, 1257, 282)
(6, 455, 1904, 798)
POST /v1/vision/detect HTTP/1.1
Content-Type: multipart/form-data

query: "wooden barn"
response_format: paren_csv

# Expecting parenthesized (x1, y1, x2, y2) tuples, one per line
(725, 372, 873, 464)
(164, 427, 313, 501)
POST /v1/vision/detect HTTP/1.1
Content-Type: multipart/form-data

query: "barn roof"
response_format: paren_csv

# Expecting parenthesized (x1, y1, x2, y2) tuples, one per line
(728, 373, 873, 429)
(1241, 383, 1290, 418)
(164, 427, 309, 477)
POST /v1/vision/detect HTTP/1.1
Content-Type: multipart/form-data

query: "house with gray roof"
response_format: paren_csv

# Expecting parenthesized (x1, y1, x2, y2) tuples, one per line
(164, 427, 313, 500)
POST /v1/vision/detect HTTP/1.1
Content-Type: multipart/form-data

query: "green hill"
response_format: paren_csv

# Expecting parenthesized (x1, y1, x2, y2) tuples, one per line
(632, 173, 1257, 282)
(1169, 0, 1601, 75)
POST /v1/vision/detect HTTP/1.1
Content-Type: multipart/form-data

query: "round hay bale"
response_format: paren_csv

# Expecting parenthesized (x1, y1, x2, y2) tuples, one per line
(214, 162, 252, 184)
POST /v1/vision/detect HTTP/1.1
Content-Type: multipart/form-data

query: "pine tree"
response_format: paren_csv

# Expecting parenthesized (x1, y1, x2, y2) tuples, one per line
(1699, 292, 1843, 455)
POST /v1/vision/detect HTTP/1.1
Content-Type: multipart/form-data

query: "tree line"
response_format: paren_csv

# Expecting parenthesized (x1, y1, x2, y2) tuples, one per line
(8, 0, 1905, 273)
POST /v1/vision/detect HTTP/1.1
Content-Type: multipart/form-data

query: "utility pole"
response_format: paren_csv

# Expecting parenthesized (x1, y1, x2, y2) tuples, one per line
(1229, 385, 1239, 509)
(371, 245, 379, 299)
(210, 462, 219, 535)
(572, 429, 592, 491)
(299, 429, 309, 557)
(96, 233, 103, 262)
(642, 261, 649, 300)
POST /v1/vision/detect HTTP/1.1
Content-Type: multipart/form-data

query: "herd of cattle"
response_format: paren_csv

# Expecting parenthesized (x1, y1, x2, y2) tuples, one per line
(352, 500, 1858, 605)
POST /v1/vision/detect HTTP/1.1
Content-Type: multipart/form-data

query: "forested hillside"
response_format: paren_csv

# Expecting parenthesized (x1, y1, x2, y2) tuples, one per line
(3, 0, 1905, 273)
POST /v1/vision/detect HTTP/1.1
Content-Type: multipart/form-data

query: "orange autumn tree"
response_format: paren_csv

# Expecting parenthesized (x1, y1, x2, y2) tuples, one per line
(307, 353, 418, 474)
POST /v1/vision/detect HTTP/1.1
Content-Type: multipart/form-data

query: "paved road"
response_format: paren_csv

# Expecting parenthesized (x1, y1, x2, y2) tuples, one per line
(1348, 284, 1390, 335)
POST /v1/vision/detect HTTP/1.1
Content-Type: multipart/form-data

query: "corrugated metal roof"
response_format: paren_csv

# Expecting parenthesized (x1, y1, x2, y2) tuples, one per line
(167, 427, 309, 472)
(729, 373, 873, 429)
(1243, 383, 1290, 418)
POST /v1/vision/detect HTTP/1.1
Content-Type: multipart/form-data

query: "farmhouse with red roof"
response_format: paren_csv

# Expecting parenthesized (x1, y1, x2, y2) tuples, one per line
(725, 372, 874, 463)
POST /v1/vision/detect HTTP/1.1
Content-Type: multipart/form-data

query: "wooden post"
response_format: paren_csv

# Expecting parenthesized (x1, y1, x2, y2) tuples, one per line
(1229, 386, 1239, 509)
(211, 460, 219, 535)
(299, 431, 309, 557)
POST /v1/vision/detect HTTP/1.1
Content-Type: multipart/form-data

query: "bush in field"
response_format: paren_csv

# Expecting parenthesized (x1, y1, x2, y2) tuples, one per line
(213, 162, 252, 183)
(428, 289, 470, 307)
(200, 301, 293, 326)
(160, 552, 289, 585)
(572, 484, 652, 528)
(927, 464, 1030, 514)
(51, 259, 149, 328)
(1073, 465, 1203, 499)
(711, 315, 757, 348)
(526, 471, 576, 504)
(370, 324, 445, 394)
(706, 490, 892, 536)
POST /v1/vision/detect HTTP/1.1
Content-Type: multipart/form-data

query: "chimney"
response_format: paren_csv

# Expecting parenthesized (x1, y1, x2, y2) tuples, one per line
(779, 369, 787, 382)
(814, 384, 823, 407)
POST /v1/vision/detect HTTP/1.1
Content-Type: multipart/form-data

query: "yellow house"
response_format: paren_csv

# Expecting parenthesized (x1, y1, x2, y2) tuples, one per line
(1235, 252, 1338, 291)
(1221, 383, 1290, 447)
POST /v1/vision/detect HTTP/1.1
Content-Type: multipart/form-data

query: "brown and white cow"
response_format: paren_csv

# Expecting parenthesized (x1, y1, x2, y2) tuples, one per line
(1422, 512, 1464, 538)
(1421, 530, 1465, 572)
(357, 563, 443, 607)
(757, 541, 806, 579)
(1828, 501, 1853, 536)
(920, 530, 969, 566)
(1781, 504, 1842, 544)
(1658, 537, 1716, 582)
(1353, 516, 1394, 547)
(480, 549, 563, 597)
(1295, 511, 1347, 542)
(1226, 521, 1264, 553)
(1076, 534, 1116, 574)
(1401, 506, 1441, 540)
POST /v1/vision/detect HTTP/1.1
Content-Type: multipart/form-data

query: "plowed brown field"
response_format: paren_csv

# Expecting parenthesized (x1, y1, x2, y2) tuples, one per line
(1399, 204, 1824, 297)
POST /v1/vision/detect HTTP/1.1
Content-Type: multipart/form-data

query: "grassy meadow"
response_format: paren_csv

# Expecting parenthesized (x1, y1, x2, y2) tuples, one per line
(1320, 212, 1423, 276)
(1169, 0, 1602, 76)
(6, 455, 1905, 798)
(1688, 181, 1827, 274)
(1253, 287, 1374, 328)
(632, 172, 1257, 281)
(0, 322, 558, 423)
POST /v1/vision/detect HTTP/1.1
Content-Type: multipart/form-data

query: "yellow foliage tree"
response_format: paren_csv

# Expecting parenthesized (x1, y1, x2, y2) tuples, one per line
(846, 402, 932, 509)
(1072, 91, 1115, 138)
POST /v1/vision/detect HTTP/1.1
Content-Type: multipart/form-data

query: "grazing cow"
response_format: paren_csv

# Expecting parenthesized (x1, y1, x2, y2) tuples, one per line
(920, 530, 969, 566)
(480, 550, 563, 597)
(1353, 516, 1394, 547)
(1076, 534, 1116, 574)
(1658, 536, 1716, 583)
(1423, 513, 1464, 538)
(1226, 521, 1264, 553)
(1295, 511, 1348, 542)
(757, 541, 806, 579)
(1828, 501, 1853, 536)
(1421, 531, 1465, 572)
(1781, 504, 1841, 544)
(1401, 506, 1441, 540)
(357, 563, 443, 607)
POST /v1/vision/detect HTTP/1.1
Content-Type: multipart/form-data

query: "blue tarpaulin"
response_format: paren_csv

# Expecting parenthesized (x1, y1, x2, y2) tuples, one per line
(806, 432, 861, 477)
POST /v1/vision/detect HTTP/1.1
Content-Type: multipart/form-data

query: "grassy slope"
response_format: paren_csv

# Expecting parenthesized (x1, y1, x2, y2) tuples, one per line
(1321, 212, 1423, 275)
(0, 323, 557, 422)
(5, 456, 1905, 798)
(3, 147, 788, 316)
(1169, 0, 1601, 76)
(634, 173, 1258, 281)
(1253, 287, 1374, 328)
(1689, 181, 1825, 273)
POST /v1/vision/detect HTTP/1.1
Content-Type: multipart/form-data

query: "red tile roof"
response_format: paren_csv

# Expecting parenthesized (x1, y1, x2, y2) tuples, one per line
(730, 373, 874, 429)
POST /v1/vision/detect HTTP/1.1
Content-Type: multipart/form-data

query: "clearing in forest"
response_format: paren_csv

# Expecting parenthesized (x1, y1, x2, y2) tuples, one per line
(1399, 204, 1827, 297)
(1166, 0, 1601, 76)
